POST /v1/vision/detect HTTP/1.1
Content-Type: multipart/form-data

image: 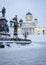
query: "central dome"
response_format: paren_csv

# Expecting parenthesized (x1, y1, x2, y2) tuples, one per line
(26, 12, 32, 15)
(26, 12, 33, 22)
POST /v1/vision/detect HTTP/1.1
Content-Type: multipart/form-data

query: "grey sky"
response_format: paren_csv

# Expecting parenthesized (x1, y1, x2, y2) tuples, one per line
(0, 0, 46, 26)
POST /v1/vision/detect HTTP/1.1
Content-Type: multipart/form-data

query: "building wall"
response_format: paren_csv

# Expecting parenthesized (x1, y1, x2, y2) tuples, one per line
(19, 27, 46, 35)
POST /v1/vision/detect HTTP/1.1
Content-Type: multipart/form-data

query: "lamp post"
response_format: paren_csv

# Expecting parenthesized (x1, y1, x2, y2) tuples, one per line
(23, 31, 28, 40)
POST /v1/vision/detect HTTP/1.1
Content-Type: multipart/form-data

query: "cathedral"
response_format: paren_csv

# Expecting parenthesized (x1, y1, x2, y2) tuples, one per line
(18, 12, 46, 35)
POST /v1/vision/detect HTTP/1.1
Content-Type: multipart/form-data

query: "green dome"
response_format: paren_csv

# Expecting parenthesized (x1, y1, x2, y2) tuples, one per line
(26, 12, 32, 15)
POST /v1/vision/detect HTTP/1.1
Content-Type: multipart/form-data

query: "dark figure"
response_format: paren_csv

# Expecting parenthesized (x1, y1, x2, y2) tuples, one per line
(43, 30, 45, 35)
(2, 7, 6, 17)
(13, 15, 17, 22)
(19, 19, 23, 27)
(25, 32, 27, 40)
(23, 32, 28, 40)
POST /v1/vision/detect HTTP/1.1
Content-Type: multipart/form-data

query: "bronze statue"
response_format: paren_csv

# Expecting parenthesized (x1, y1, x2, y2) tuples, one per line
(13, 15, 18, 38)
(0, 7, 6, 17)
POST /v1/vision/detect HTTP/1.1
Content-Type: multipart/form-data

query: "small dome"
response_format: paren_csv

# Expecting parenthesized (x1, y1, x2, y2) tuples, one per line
(26, 12, 32, 15)
(34, 18, 37, 20)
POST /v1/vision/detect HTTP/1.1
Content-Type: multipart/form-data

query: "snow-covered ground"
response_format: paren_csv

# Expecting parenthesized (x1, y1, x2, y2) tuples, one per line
(0, 42, 46, 65)
(18, 34, 46, 42)
(28, 35, 46, 42)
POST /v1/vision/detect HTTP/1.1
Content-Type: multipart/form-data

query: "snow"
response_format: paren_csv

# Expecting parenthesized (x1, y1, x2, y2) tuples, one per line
(28, 35, 46, 42)
(18, 34, 46, 42)
(9, 27, 14, 37)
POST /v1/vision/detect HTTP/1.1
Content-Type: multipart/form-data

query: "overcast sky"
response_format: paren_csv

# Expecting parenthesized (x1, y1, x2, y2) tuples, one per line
(0, 0, 46, 26)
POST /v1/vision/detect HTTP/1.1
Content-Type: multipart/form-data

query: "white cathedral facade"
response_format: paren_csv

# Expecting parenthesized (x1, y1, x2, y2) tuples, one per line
(18, 12, 46, 35)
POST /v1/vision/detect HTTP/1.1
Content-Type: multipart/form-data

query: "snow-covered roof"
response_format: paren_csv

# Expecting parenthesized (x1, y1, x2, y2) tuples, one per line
(0, 17, 7, 22)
